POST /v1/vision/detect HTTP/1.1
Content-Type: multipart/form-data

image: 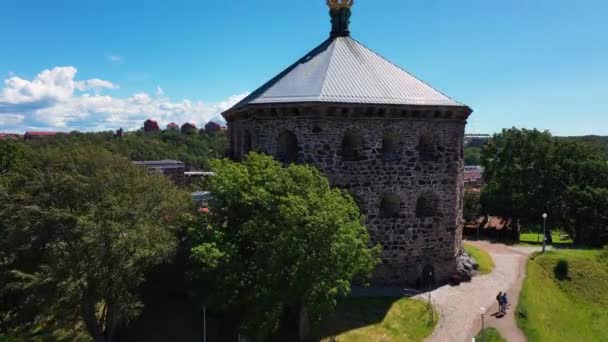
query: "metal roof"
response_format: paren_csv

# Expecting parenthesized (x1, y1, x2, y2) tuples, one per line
(227, 36, 467, 113)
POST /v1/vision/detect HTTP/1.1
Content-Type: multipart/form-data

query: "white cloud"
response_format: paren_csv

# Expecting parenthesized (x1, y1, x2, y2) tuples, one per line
(1, 66, 78, 104)
(106, 54, 122, 63)
(0, 66, 248, 132)
(129, 93, 152, 105)
(0, 114, 24, 126)
(75, 78, 119, 92)
(156, 86, 164, 96)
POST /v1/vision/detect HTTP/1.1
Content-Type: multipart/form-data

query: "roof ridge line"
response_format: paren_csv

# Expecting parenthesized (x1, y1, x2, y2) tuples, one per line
(224, 37, 335, 116)
(318, 37, 339, 98)
(347, 36, 466, 107)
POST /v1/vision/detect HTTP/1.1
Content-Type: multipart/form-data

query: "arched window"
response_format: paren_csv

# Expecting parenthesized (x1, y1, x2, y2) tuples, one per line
(277, 131, 298, 164)
(416, 194, 438, 218)
(380, 193, 400, 218)
(243, 130, 252, 156)
(421, 264, 435, 287)
(341, 132, 363, 161)
(382, 134, 400, 161)
(417, 133, 437, 162)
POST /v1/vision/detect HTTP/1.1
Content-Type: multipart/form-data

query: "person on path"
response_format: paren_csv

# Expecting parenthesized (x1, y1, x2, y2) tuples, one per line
(501, 292, 509, 313)
(496, 291, 503, 312)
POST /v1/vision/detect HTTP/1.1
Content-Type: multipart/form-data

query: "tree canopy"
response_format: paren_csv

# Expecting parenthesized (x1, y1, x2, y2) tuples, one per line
(22, 129, 227, 170)
(0, 140, 26, 174)
(463, 191, 481, 223)
(188, 153, 380, 340)
(464, 146, 481, 166)
(481, 128, 608, 246)
(0, 146, 192, 342)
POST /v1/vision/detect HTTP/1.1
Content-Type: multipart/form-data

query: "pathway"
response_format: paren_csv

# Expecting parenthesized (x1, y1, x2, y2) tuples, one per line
(418, 241, 542, 342)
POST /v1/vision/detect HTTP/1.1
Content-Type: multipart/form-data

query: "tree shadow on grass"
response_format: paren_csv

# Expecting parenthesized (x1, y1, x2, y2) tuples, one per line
(311, 295, 437, 341)
(117, 256, 236, 342)
(554, 259, 570, 281)
(311, 297, 397, 340)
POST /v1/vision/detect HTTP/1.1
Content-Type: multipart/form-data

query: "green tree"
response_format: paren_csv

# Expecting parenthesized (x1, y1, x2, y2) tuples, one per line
(188, 153, 380, 340)
(563, 186, 608, 246)
(481, 128, 556, 224)
(21, 129, 228, 171)
(463, 191, 481, 222)
(481, 128, 608, 245)
(0, 146, 192, 342)
(464, 146, 481, 166)
(0, 140, 27, 174)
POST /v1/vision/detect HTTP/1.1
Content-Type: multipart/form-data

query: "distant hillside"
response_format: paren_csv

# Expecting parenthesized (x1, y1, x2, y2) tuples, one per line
(21, 130, 228, 170)
(561, 135, 608, 157)
(464, 134, 491, 148)
(464, 134, 608, 165)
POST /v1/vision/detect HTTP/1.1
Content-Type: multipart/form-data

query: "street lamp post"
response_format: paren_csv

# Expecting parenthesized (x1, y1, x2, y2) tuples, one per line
(542, 213, 548, 253)
(480, 307, 486, 342)
(203, 304, 206, 342)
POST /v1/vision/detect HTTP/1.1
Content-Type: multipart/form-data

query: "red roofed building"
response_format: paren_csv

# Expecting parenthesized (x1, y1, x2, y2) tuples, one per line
(144, 119, 160, 133)
(181, 122, 197, 134)
(464, 215, 518, 240)
(204, 121, 222, 134)
(464, 165, 484, 190)
(167, 122, 179, 130)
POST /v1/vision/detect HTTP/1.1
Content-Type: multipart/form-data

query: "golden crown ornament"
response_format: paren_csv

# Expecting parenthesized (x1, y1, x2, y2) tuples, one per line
(327, 0, 354, 10)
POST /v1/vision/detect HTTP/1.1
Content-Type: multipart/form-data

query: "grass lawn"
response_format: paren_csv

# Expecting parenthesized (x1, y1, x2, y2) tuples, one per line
(313, 297, 437, 342)
(0, 323, 89, 342)
(519, 231, 573, 246)
(464, 242, 495, 275)
(517, 249, 608, 342)
(475, 327, 506, 342)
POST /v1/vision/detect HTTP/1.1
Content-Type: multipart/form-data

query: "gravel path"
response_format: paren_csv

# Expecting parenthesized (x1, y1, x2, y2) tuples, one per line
(418, 241, 540, 342)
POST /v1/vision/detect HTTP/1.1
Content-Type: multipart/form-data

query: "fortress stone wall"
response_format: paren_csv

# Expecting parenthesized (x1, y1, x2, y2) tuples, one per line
(227, 104, 469, 285)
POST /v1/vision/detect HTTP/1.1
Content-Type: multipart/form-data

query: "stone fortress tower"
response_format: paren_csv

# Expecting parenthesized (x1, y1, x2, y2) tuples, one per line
(222, 0, 472, 285)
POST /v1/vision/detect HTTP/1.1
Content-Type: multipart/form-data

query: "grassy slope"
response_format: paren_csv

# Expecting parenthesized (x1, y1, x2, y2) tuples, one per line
(314, 297, 437, 342)
(475, 328, 506, 342)
(519, 232, 573, 245)
(517, 250, 608, 342)
(464, 243, 495, 275)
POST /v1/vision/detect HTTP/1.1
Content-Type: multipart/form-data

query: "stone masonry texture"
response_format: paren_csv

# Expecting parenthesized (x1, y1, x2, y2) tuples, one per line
(226, 104, 470, 285)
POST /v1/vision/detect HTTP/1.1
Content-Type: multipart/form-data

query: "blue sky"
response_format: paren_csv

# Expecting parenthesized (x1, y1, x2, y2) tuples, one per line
(1, 0, 607, 135)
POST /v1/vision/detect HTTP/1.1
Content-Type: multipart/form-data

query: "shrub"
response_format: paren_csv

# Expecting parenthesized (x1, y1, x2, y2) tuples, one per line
(600, 246, 608, 265)
(553, 259, 569, 280)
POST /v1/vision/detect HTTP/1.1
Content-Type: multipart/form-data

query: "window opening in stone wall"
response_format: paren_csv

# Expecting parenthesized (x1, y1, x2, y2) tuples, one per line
(422, 264, 436, 287)
(417, 133, 438, 162)
(277, 131, 298, 164)
(230, 129, 236, 160)
(243, 130, 253, 157)
(380, 193, 400, 218)
(382, 134, 400, 161)
(416, 194, 437, 218)
(233, 129, 242, 161)
(341, 132, 363, 161)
